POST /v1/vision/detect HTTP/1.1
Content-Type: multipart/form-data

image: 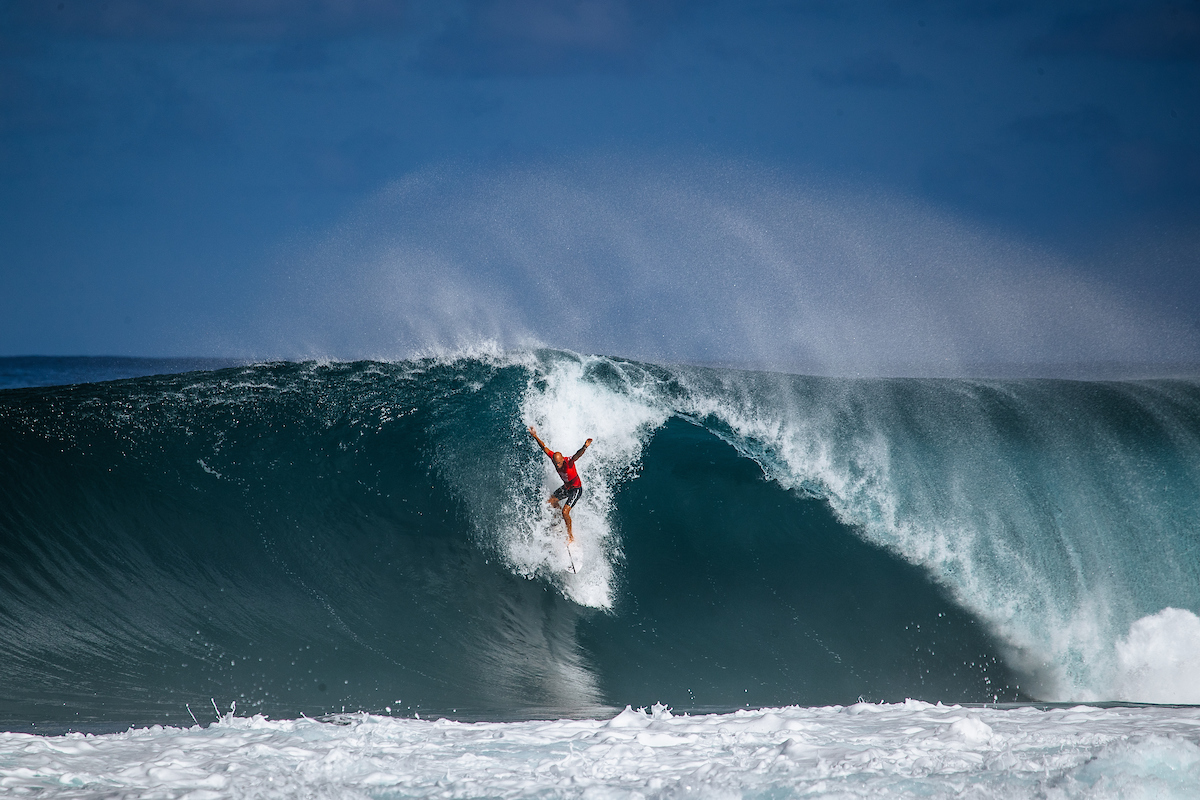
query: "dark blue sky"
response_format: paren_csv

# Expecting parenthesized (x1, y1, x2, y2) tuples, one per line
(2, 1, 1198, 370)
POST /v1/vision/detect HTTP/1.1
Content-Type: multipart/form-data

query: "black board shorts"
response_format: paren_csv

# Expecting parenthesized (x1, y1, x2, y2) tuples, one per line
(552, 484, 583, 509)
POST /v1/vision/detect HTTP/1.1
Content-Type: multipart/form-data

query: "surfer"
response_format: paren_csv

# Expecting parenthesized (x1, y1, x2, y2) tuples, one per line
(528, 426, 592, 543)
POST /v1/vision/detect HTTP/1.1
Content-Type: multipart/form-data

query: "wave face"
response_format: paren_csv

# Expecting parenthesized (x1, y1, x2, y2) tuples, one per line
(2, 352, 1199, 726)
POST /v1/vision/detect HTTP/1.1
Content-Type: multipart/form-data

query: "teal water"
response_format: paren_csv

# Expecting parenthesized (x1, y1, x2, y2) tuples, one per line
(1, 352, 1198, 728)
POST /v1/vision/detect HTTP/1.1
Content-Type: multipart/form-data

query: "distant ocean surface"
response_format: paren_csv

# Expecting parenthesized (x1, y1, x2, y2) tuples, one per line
(2, 351, 1199, 798)
(0, 356, 245, 391)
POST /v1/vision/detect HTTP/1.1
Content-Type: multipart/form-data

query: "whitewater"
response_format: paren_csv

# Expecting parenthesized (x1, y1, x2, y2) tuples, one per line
(2, 349, 1200, 797)
(6, 703, 1200, 799)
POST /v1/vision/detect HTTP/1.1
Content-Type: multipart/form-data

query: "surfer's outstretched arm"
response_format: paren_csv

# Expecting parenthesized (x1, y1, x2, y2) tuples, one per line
(528, 426, 553, 457)
(570, 438, 593, 462)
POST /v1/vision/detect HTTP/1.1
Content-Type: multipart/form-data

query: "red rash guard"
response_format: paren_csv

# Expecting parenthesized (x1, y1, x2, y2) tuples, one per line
(553, 454, 582, 488)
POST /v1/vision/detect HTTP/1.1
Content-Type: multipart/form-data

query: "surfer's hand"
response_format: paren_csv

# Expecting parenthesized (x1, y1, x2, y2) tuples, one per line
(585, 438, 593, 447)
(529, 426, 537, 436)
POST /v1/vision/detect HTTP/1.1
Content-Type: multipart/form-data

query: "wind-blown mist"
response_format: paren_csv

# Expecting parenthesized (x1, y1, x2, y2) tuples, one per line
(254, 161, 1198, 374)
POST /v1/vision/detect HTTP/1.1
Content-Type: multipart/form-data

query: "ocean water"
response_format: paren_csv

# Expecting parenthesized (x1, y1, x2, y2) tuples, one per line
(0, 356, 243, 392)
(2, 350, 1199, 797)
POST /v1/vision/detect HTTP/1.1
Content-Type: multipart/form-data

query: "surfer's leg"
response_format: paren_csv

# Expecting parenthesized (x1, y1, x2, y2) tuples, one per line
(549, 494, 560, 508)
(562, 505, 574, 543)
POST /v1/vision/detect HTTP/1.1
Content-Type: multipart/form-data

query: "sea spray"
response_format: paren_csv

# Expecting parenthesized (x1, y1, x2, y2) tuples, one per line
(262, 162, 1200, 372)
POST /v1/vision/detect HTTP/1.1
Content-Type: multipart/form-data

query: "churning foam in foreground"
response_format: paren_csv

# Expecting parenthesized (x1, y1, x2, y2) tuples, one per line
(4, 703, 1200, 798)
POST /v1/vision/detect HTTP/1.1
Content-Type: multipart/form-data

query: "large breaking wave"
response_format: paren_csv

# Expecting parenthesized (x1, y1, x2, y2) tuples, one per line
(2, 350, 1199, 728)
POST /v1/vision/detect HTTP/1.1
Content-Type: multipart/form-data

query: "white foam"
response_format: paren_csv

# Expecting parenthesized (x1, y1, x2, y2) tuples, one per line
(1113, 608, 1200, 704)
(943, 715, 993, 744)
(508, 355, 670, 609)
(6, 703, 1200, 798)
